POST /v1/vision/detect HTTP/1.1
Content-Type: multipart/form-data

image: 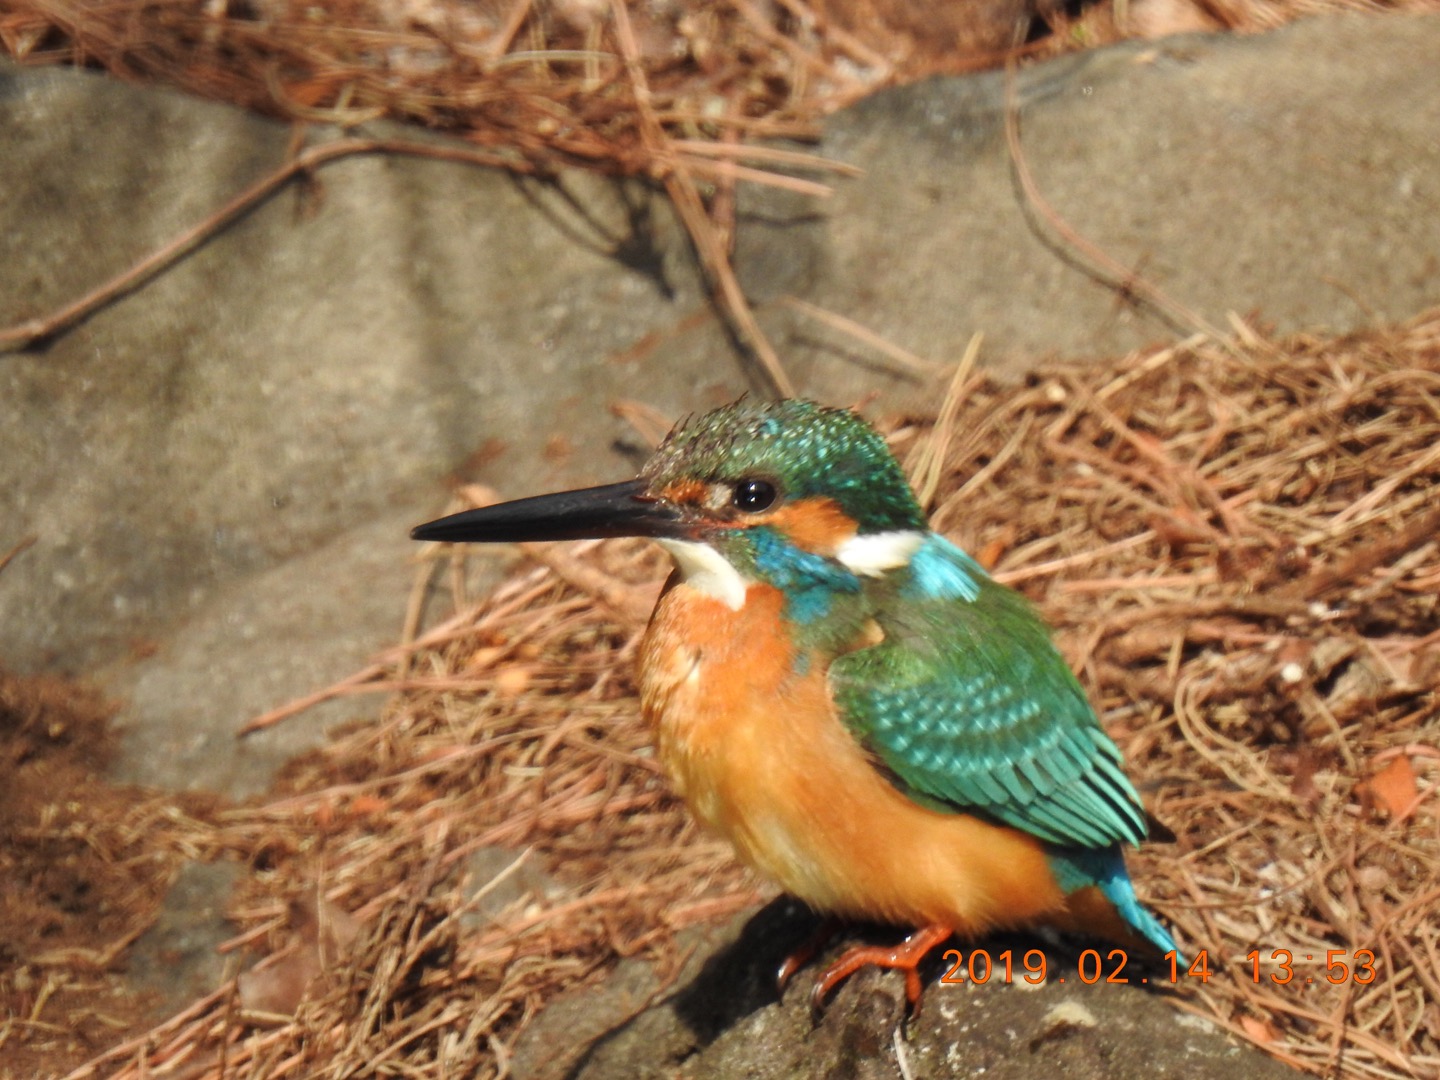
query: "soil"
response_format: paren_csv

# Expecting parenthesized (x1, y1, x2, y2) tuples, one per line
(0, 672, 208, 1079)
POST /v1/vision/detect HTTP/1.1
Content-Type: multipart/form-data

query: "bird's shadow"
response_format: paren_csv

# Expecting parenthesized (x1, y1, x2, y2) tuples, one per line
(667, 900, 1186, 1037)
(556, 898, 815, 1078)
(668, 896, 820, 1041)
(566, 898, 1184, 1077)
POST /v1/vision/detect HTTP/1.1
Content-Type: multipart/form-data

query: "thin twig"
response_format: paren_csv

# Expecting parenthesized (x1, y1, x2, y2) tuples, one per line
(0, 138, 524, 353)
(1001, 57, 1231, 347)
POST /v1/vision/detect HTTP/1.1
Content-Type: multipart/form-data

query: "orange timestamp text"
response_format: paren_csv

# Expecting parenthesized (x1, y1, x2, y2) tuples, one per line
(1245, 948, 1377, 985)
(936, 948, 1379, 986)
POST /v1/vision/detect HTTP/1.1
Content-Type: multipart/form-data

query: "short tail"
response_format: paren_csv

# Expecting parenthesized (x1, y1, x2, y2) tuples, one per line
(1047, 846, 1182, 960)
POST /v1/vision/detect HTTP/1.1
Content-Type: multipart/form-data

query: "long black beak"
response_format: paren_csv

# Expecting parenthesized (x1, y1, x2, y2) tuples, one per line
(411, 478, 688, 544)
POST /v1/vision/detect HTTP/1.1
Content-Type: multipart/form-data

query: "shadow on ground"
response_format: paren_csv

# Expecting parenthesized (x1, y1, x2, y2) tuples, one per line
(517, 898, 1300, 1080)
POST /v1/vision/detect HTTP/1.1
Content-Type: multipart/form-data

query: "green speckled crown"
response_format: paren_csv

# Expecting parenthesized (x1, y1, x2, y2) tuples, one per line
(644, 400, 926, 534)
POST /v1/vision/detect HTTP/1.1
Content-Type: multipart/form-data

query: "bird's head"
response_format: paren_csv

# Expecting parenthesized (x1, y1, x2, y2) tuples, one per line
(412, 400, 929, 614)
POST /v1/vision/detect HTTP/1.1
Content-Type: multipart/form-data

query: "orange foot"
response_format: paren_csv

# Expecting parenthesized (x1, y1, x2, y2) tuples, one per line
(777, 917, 844, 992)
(810, 924, 954, 1015)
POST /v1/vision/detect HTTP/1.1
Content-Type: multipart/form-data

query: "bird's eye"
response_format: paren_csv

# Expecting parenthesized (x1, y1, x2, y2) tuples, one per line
(731, 478, 777, 513)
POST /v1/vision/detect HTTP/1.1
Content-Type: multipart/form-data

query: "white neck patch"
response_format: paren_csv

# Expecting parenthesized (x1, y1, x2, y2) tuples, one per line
(656, 538, 749, 610)
(834, 530, 926, 577)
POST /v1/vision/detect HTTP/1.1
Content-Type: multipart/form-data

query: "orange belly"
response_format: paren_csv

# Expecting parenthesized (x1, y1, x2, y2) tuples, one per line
(638, 578, 1069, 935)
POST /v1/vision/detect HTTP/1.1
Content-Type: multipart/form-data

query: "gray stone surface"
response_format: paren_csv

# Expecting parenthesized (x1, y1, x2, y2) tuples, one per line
(2, 13, 1438, 800)
(0, 67, 729, 792)
(126, 860, 243, 1019)
(513, 902, 1300, 1080)
(738, 13, 1440, 376)
(107, 507, 426, 793)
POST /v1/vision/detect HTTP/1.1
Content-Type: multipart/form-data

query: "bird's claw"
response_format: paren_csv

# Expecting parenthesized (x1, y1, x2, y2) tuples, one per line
(776, 917, 843, 994)
(802, 924, 953, 1020)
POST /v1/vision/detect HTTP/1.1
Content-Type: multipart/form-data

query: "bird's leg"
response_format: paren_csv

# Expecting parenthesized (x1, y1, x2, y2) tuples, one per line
(809, 924, 954, 1015)
(776, 916, 844, 992)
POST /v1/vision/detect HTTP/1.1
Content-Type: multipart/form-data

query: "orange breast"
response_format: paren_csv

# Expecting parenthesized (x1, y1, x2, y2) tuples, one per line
(637, 577, 1069, 935)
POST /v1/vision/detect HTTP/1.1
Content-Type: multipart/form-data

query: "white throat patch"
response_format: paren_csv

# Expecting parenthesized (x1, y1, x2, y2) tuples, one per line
(834, 530, 926, 577)
(656, 538, 749, 610)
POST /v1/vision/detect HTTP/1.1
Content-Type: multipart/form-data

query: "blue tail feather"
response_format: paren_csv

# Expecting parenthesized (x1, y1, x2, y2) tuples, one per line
(1047, 846, 1182, 960)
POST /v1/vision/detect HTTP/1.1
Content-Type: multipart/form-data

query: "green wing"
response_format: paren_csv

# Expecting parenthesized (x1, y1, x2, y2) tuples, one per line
(829, 537, 1146, 850)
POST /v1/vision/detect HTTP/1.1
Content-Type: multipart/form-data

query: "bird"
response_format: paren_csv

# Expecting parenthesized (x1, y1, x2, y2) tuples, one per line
(411, 398, 1180, 1009)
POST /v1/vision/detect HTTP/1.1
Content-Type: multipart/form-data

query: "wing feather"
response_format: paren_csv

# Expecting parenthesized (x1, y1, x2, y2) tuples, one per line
(830, 536, 1147, 850)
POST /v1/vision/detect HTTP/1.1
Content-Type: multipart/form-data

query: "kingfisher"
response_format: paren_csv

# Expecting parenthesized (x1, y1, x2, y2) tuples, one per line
(412, 399, 1179, 1009)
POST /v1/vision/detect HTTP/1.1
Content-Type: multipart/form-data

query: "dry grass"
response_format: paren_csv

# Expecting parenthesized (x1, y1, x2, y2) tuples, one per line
(1, 0, 872, 173)
(31, 306, 1437, 1080)
(912, 312, 1440, 1078)
(4, 0, 1438, 156)
(5, 0, 1439, 368)
(4, 0, 1438, 374)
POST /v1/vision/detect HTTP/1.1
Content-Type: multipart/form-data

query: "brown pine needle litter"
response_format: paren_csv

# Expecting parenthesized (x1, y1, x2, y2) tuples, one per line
(6, 1, 1440, 371)
(6, 0, 1440, 151)
(42, 308, 1440, 1079)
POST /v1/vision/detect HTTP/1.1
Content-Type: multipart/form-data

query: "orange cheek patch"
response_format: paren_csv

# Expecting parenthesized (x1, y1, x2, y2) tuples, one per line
(763, 498, 857, 556)
(661, 479, 708, 505)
